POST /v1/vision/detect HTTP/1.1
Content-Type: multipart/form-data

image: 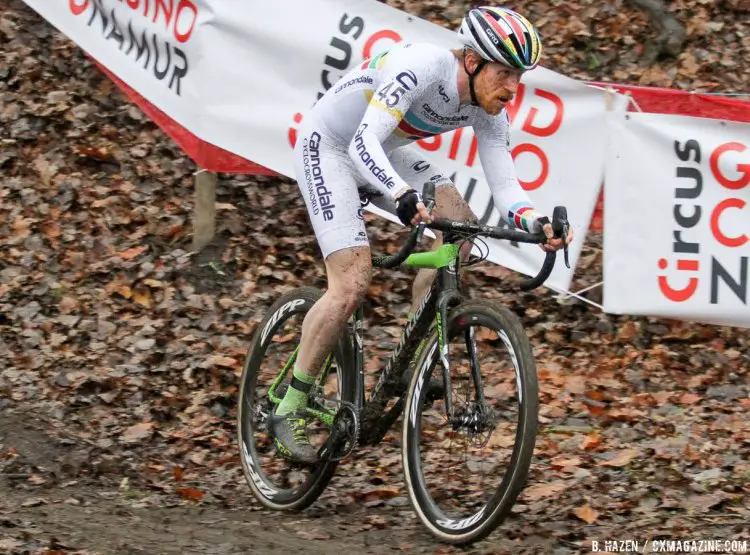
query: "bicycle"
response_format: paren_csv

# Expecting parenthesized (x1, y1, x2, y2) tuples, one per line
(237, 182, 570, 544)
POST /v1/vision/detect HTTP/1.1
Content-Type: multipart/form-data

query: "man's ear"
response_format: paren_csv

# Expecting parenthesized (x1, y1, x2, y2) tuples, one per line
(465, 50, 479, 74)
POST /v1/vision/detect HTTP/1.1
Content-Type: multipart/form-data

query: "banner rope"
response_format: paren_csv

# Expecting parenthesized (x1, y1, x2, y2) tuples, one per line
(551, 281, 605, 311)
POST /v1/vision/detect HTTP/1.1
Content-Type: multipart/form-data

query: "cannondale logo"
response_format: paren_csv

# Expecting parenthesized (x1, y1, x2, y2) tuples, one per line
(303, 132, 336, 221)
(353, 124, 396, 189)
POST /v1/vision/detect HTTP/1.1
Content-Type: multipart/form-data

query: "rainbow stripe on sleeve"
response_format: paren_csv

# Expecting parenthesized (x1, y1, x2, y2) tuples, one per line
(508, 202, 538, 232)
(393, 111, 442, 140)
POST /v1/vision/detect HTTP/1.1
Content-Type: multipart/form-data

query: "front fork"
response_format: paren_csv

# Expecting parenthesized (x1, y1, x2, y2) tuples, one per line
(465, 326, 487, 409)
(435, 255, 487, 422)
(435, 257, 462, 421)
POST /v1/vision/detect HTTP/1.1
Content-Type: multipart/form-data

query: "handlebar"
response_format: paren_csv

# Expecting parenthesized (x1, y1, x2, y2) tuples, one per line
(517, 205, 570, 291)
(371, 182, 438, 270)
(370, 183, 571, 291)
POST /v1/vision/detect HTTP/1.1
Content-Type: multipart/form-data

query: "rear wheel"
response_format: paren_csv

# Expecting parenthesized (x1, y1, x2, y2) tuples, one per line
(402, 300, 538, 544)
(237, 287, 355, 510)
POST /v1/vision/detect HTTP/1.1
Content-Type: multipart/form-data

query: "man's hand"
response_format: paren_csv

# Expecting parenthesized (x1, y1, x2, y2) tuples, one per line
(395, 188, 432, 226)
(540, 221, 573, 253)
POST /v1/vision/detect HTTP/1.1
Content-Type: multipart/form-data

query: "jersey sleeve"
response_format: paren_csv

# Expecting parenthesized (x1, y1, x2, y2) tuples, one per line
(348, 50, 437, 200)
(474, 111, 543, 233)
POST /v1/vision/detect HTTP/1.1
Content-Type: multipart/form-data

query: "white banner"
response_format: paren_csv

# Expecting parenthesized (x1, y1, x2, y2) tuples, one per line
(604, 113, 750, 328)
(22, 0, 629, 290)
(22, 0, 205, 132)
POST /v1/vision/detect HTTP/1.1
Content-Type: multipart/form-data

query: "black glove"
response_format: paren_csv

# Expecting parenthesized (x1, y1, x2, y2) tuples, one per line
(395, 189, 422, 226)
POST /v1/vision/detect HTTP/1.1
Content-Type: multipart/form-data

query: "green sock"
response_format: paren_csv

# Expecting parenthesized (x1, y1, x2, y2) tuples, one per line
(276, 366, 316, 416)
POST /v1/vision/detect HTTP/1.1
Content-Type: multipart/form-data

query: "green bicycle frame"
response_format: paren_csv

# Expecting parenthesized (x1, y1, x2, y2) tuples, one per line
(267, 348, 337, 427)
(357, 241, 464, 443)
(405, 243, 460, 270)
(265, 242, 464, 443)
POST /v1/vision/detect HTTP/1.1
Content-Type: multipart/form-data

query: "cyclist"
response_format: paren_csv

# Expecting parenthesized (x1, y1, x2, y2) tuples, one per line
(271, 6, 574, 463)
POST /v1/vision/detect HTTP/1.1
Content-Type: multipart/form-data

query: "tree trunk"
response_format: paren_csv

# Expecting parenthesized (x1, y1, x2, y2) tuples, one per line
(193, 170, 217, 251)
(628, 0, 686, 64)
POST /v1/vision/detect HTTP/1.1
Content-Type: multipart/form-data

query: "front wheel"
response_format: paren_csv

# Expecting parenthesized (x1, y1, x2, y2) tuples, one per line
(402, 299, 539, 545)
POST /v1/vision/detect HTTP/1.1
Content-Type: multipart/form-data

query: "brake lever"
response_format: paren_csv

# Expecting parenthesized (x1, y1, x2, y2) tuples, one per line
(551, 206, 571, 269)
(562, 221, 570, 269)
(422, 181, 436, 212)
(415, 181, 437, 242)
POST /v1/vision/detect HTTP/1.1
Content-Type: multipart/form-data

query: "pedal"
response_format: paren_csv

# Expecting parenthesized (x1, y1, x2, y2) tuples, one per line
(317, 402, 359, 462)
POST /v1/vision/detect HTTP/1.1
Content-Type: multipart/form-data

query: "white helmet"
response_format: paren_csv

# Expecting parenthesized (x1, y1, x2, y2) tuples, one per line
(458, 6, 543, 70)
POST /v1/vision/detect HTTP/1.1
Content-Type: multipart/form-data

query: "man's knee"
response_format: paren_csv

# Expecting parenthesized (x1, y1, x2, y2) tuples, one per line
(433, 185, 476, 261)
(325, 247, 372, 313)
(434, 185, 477, 222)
(335, 273, 371, 314)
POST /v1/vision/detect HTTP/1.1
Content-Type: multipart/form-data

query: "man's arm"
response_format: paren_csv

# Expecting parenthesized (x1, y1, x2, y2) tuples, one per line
(475, 111, 544, 233)
(475, 111, 573, 252)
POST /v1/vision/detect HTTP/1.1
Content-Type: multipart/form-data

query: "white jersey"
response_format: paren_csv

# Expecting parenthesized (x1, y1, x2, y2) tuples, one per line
(310, 41, 541, 233)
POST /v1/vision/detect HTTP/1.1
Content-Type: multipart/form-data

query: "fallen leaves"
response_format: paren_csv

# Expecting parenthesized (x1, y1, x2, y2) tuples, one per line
(132, 286, 152, 308)
(58, 296, 79, 313)
(201, 355, 240, 370)
(122, 422, 155, 443)
(0, 2, 748, 550)
(572, 503, 599, 524)
(118, 245, 148, 260)
(41, 221, 62, 239)
(550, 455, 582, 471)
(682, 492, 730, 513)
(21, 498, 48, 508)
(294, 528, 332, 540)
(173, 465, 185, 482)
(581, 432, 603, 450)
(0, 540, 24, 552)
(617, 321, 638, 342)
(353, 486, 401, 506)
(678, 392, 702, 405)
(11, 215, 33, 239)
(599, 448, 639, 468)
(564, 375, 586, 394)
(272, 332, 296, 343)
(73, 145, 116, 162)
(175, 487, 205, 501)
(522, 481, 569, 501)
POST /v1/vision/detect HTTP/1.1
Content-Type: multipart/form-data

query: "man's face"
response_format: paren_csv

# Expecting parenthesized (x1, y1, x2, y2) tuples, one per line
(476, 63, 524, 116)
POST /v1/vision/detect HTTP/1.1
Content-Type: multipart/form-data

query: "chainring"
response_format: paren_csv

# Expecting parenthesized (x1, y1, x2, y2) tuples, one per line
(318, 401, 359, 462)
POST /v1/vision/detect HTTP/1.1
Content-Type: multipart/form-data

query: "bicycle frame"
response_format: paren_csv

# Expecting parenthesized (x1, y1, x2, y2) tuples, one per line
(355, 238, 471, 446)
(264, 206, 566, 448)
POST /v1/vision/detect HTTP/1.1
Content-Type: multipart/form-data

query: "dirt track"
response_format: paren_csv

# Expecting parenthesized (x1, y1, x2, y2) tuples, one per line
(2, 407, 749, 555)
(0, 410, 538, 555)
